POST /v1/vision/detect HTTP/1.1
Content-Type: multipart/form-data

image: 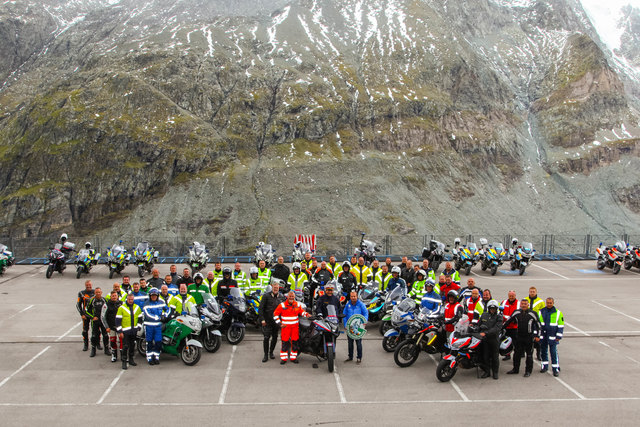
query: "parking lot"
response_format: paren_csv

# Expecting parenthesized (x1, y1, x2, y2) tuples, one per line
(1, 261, 640, 425)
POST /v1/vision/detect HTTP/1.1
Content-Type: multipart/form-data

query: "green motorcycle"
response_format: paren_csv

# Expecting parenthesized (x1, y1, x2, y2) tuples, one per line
(0, 244, 14, 275)
(137, 304, 203, 366)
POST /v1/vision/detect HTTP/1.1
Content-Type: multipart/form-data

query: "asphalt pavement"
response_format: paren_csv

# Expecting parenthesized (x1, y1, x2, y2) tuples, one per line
(1, 261, 640, 426)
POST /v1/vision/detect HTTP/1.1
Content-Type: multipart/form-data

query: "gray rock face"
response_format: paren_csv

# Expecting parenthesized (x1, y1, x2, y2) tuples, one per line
(0, 0, 639, 246)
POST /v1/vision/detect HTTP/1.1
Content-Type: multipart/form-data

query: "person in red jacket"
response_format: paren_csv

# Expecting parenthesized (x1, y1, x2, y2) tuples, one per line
(500, 290, 520, 361)
(444, 290, 464, 338)
(440, 276, 460, 302)
(273, 291, 309, 364)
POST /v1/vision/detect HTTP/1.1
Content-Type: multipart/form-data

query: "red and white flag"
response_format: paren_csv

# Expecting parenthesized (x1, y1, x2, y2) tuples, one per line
(295, 234, 316, 253)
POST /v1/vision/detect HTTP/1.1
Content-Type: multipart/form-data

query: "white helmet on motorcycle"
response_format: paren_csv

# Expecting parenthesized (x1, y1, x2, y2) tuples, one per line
(512, 238, 518, 246)
(60, 233, 68, 242)
(391, 266, 401, 274)
(258, 241, 265, 247)
(85, 242, 92, 249)
(292, 262, 301, 270)
(454, 238, 461, 245)
(249, 266, 259, 274)
(487, 300, 500, 310)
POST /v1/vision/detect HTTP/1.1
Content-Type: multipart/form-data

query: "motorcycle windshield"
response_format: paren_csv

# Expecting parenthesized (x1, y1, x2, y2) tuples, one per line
(359, 285, 376, 302)
(78, 249, 90, 259)
(493, 243, 504, 254)
(54, 243, 63, 250)
(326, 305, 338, 324)
(203, 294, 222, 316)
(112, 246, 124, 257)
(397, 298, 416, 313)
(363, 240, 376, 252)
(136, 242, 149, 253)
(429, 240, 437, 250)
(522, 242, 533, 254)
(0, 244, 7, 253)
(467, 242, 477, 251)
(194, 244, 206, 257)
(385, 286, 405, 305)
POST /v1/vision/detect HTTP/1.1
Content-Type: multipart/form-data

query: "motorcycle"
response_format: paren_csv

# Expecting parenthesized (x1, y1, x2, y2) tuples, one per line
(0, 244, 14, 275)
(133, 241, 158, 277)
(435, 318, 483, 382)
(188, 242, 208, 275)
(596, 242, 626, 274)
(452, 239, 480, 275)
(107, 242, 130, 279)
(292, 242, 305, 264)
(378, 286, 408, 335)
(297, 304, 342, 372)
(422, 240, 446, 272)
(354, 232, 381, 266)
(625, 244, 640, 271)
(75, 248, 100, 279)
(509, 241, 535, 275)
(358, 282, 385, 323)
(219, 287, 247, 344)
(394, 307, 446, 367)
(137, 303, 203, 365)
(382, 297, 417, 353)
(45, 241, 74, 278)
(199, 294, 223, 353)
(478, 239, 506, 276)
(306, 278, 345, 311)
(245, 288, 265, 328)
(254, 242, 276, 267)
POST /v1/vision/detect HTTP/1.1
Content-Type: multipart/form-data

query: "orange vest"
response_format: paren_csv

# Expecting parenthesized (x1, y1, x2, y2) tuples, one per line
(273, 300, 307, 327)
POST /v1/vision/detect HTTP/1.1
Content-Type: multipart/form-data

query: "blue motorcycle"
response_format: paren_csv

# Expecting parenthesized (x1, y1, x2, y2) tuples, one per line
(382, 297, 417, 352)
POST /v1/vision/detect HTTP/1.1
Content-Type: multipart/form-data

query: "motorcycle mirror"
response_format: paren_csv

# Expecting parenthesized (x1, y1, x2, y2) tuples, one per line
(119, 240, 123, 243)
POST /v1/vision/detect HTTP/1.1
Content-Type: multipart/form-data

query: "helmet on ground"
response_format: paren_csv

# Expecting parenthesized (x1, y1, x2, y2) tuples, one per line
(391, 266, 401, 274)
(85, 242, 91, 249)
(148, 288, 159, 295)
(222, 267, 232, 274)
(447, 290, 459, 299)
(500, 336, 513, 356)
(250, 266, 259, 274)
(487, 300, 500, 309)
(194, 272, 204, 282)
(60, 233, 68, 242)
(292, 262, 301, 270)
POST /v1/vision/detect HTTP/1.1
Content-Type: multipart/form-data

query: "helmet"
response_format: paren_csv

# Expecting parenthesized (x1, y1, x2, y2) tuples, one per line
(222, 267, 232, 274)
(454, 238, 461, 244)
(512, 238, 518, 245)
(60, 233, 68, 242)
(391, 266, 401, 274)
(487, 300, 499, 309)
(426, 278, 435, 287)
(271, 278, 285, 287)
(194, 272, 204, 282)
(447, 290, 459, 299)
(250, 266, 259, 274)
(417, 269, 426, 278)
(292, 262, 301, 270)
(342, 261, 351, 268)
(258, 241, 265, 247)
(325, 280, 337, 291)
(85, 242, 91, 249)
(148, 288, 159, 295)
(499, 335, 513, 356)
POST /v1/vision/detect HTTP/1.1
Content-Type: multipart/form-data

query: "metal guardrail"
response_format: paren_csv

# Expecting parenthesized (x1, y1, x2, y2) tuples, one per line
(5, 233, 634, 263)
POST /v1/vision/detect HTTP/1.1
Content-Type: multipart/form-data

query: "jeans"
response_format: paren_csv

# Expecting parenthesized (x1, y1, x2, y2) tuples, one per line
(348, 337, 362, 360)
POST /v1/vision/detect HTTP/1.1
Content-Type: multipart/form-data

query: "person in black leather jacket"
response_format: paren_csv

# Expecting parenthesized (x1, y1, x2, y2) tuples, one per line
(477, 300, 503, 379)
(258, 280, 285, 363)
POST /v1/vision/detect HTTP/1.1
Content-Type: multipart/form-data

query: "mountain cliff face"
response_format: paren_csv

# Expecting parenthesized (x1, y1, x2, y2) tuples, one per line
(0, 0, 639, 246)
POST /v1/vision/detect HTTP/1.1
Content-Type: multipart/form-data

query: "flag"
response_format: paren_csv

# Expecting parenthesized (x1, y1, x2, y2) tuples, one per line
(295, 234, 316, 253)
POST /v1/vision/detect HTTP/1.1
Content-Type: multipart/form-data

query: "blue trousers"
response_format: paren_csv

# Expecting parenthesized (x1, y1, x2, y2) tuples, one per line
(145, 324, 163, 361)
(348, 337, 362, 360)
(540, 339, 559, 372)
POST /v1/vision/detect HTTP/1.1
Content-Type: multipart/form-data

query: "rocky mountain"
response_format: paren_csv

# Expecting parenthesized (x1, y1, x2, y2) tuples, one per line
(0, 0, 639, 252)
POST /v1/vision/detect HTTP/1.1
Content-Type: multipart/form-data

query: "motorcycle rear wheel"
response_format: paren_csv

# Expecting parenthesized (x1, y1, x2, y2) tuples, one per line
(203, 333, 222, 353)
(327, 344, 335, 373)
(436, 358, 457, 382)
(394, 339, 420, 368)
(46, 265, 53, 279)
(180, 344, 201, 366)
(137, 338, 146, 357)
(382, 335, 401, 352)
(613, 264, 621, 275)
(227, 326, 245, 345)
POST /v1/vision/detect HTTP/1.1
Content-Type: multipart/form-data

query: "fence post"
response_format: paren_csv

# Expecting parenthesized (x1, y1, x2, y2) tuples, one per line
(549, 235, 554, 255)
(388, 235, 392, 257)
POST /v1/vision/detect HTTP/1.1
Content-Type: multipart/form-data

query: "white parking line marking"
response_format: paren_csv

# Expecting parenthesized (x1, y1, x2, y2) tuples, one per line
(218, 345, 237, 404)
(565, 322, 590, 336)
(56, 321, 82, 341)
(592, 301, 640, 323)
(97, 370, 125, 404)
(598, 341, 640, 365)
(0, 346, 50, 389)
(450, 380, 470, 402)
(333, 366, 347, 404)
(3, 305, 34, 322)
(532, 264, 569, 280)
(534, 360, 586, 400)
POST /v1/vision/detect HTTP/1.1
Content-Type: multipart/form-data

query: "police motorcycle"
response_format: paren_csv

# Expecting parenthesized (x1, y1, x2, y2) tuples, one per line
(509, 238, 535, 275)
(298, 302, 342, 373)
(358, 281, 385, 323)
(0, 244, 15, 275)
(478, 239, 506, 276)
(452, 238, 480, 275)
(354, 232, 381, 266)
(188, 242, 208, 275)
(306, 277, 345, 310)
(245, 287, 265, 328)
(137, 302, 203, 366)
(75, 243, 100, 279)
(379, 286, 408, 335)
(625, 244, 640, 271)
(133, 241, 159, 277)
(45, 236, 75, 279)
(382, 296, 418, 352)
(435, 317, 483, 382)
(107, 241, 130, 279)
(254, 241, 276, 267)
(292, 242, 305, 264)
(596, 241, 626, 274)
(219, 287, 247, 344)
(394, 306, 446, 367)
(422, 240, 446, 272)
(198, 293, 223, 353)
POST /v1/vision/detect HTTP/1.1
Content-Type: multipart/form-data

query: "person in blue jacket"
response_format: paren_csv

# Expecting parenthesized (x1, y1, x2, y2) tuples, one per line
(420, 280, 442, 312)
(386, 266, 407, 294)
(143, 288, 169, 365)
(343, 290, 369, 364)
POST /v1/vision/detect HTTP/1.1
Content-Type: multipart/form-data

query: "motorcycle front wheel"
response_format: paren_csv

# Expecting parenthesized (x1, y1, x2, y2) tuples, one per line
(519, 265, 526, 276)
(180, 344, 201, 366)
(46, 265, 53, 279)
(624, 260, 633, 270)
(490, 265, 498, 276)
(138, 266, 144, 278)
(382, 335, 402, 352)
(613, 264, 621, 275)
(436, 358, 457, 382)
(227, 326, 245, 345)
(109, 268, 115, 279)
(327, 344, 335, 373)
(596, 259, 606, 270)
(394, 339, 420, 367)
(76, 268, 82, 279)
(203, 333, 222, 353)
(379, 320, 391, 336)
(481, 263, 487, 271)
(465, 265, 472, 275)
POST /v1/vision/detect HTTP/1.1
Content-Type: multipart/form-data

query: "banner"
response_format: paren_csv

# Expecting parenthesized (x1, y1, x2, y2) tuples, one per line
(294, 234, 316, 253)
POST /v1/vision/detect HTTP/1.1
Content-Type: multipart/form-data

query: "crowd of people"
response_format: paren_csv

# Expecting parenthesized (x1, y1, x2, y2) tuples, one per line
(76, 252, 564, 378)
